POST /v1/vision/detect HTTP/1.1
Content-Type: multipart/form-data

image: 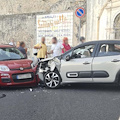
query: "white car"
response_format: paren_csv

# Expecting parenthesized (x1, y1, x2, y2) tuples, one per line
(37, 40, 120, 89)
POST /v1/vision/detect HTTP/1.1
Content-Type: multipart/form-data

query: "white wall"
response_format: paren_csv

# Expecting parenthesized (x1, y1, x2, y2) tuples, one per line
(86, 0, 108, 41)
(86, 0, 120, 41)
(105, 0, 120, 40)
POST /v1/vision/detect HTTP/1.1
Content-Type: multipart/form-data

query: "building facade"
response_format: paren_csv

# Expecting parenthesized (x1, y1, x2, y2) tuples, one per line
(86, 0, 120, 41)
(0, 0, 119, 58)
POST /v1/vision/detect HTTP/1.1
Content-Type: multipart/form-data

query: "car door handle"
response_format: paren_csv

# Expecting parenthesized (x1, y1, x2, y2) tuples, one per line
(111, 59, 120, 62)
(83, 62, 90, 65)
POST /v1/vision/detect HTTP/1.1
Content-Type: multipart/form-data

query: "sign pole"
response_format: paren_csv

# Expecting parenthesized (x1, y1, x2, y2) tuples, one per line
(75, 7, 85, 43)
(79, 18, 81, 42)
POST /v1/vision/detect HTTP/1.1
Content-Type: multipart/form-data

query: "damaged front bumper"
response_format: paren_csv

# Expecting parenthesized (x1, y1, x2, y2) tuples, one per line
(37, 57, 61, 81)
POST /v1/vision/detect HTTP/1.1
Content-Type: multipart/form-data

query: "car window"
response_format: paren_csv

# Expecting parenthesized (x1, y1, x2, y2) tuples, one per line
(72, 45, 95, 59)
(62, 50, 72, 60)
(0, 47, 25, 61)
(98, 43, 120, 57)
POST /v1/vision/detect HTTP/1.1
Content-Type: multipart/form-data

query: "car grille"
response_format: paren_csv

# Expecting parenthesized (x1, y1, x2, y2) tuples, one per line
(10, 67, 32, 71)
(12, 72, 34, 83)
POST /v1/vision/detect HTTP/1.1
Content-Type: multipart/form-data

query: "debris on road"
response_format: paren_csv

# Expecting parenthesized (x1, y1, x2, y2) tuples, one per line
(34, 95, 36, 97)
(29, 88, 33, 92)
(20, 92, 24, 94)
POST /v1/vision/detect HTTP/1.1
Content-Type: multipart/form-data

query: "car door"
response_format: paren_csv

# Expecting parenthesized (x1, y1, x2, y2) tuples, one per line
(60, 44, 96, 82)
(92, 42, 120, 83)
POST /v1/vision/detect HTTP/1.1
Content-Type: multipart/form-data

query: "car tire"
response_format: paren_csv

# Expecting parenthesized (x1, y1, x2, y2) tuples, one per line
(44, 69, 61, 89)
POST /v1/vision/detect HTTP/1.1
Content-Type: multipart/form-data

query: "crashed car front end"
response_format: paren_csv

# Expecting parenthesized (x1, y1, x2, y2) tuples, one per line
(37, 57, 61, 82)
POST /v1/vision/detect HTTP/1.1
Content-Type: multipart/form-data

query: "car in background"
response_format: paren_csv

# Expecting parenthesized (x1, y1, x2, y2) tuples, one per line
(38, 40, 120, 89)
(0, 44, 39, 87)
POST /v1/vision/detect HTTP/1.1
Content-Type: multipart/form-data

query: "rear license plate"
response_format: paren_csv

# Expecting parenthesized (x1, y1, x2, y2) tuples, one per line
(17, 74, 32, 80)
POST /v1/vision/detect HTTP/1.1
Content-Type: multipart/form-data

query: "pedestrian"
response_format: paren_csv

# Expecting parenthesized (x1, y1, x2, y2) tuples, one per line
(48, 37, 64, 57)
(62, 37, 71, 53)
(18, 41, 27, 57)
(34, 37, 47, 60)
(9, 38, 16, 46)
(16, 41, 20, 48)
(80, 36, 86, 44)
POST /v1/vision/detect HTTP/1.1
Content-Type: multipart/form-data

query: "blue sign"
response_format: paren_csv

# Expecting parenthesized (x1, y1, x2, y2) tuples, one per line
(75, 7, 85, 18)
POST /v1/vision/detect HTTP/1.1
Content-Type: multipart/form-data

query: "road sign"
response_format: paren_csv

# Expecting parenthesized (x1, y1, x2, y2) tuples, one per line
(75, 7, 85, 18)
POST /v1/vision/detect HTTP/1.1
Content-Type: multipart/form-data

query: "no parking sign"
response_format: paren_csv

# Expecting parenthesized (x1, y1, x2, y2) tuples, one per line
(75, 7, 85, 40)
(75, 7, 85, 18)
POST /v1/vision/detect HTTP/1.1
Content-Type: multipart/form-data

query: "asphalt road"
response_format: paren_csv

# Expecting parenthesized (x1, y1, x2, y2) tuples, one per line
(0, 84, 120, 120)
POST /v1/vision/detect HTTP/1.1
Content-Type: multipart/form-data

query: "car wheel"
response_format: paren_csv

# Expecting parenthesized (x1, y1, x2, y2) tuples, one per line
(44, 69, 61, 89)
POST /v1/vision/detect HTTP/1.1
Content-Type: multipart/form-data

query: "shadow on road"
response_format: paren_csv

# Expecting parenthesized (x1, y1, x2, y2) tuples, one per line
(0, 84, 120, 92)
(0, 86, 36, 91)
(60, 83, 120, 92)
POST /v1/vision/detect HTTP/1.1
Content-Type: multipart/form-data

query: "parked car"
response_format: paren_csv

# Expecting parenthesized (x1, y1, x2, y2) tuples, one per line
(0, 44, 39, 87)
(38, 40, 120, 89)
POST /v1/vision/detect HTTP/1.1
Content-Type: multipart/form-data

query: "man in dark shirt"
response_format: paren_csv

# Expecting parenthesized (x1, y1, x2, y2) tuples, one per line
(18, 41, 27, 57)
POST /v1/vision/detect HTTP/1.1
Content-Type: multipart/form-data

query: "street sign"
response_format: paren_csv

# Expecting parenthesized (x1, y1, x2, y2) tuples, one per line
(75, 7, 85, 18)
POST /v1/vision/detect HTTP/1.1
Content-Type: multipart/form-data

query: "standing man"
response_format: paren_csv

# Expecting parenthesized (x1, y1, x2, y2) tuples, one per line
(9, 38, 16, 46)
(18, 41, 27, 57)
(80, 36, 86, 44)
(48, 37, 64, 57)
(34, 37, 47, 60)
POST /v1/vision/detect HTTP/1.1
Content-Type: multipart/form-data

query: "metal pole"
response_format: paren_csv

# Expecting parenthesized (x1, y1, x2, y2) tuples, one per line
(79, 18, 81, 42)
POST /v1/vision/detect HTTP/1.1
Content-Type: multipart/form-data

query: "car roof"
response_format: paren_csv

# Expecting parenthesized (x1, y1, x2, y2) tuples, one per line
(75, 40, 120, 48)
(62, 40, 120, 56)
(0, 44, 15, 48)
(84, 40, 120, 44)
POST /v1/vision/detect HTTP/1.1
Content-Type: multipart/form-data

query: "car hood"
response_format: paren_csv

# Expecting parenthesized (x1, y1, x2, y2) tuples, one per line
(40, 57, 55, 62)
(0, 59, 32, 69)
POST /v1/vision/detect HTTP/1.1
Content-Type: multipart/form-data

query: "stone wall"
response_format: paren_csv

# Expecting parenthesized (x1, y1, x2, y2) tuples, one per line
(0, 0, 86, 57)
(0, 0, 85, 15)
(0, 14, 36, 45)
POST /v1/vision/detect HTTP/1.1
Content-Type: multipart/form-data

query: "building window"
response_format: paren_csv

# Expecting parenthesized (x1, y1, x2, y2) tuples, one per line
(114, 13, 120, 39)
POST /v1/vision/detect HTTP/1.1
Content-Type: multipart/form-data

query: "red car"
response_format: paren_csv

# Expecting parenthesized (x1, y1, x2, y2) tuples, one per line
(0, 44, 39, 87)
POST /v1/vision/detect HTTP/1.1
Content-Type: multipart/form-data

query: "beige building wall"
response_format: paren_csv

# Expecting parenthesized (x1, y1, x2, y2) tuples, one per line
(86, 0, 120, 41)
(104, 0, 120, 40)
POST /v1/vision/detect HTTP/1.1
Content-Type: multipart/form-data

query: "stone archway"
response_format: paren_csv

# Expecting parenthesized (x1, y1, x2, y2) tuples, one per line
(114, 13, 120, 39)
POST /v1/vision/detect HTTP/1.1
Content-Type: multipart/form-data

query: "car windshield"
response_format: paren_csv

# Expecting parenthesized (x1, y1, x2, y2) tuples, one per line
(0, 47, 25, 61)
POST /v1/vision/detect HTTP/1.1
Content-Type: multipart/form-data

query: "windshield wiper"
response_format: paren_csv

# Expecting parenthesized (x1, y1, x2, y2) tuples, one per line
(0, 58, 21, 61)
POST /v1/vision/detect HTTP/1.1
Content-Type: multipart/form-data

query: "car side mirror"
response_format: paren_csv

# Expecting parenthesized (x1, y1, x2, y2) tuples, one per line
(34, 53, 37, 56)
(66, 55, 71, 61)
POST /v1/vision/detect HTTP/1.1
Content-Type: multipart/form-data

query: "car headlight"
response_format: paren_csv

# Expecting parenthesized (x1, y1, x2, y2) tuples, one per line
(0, 65, 10, 71)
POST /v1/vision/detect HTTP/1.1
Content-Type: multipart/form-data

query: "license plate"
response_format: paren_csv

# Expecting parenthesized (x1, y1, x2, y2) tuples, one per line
(17, 74, 32, 80)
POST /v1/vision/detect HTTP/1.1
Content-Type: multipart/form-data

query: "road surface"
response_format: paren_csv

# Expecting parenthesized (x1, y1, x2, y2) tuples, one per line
(0, 84, 120, 120)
